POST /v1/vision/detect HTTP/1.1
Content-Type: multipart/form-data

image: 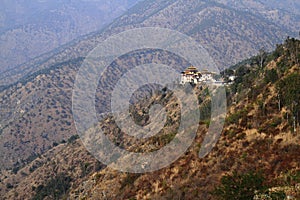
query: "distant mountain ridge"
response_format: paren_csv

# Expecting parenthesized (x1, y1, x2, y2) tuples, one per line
(215, 0, 300, 32)
(0, 0, 140, 73)
(0, 0, 299, 88)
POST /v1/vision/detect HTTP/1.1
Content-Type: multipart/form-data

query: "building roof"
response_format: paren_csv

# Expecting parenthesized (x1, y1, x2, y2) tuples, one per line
(182, 66, 198, 74)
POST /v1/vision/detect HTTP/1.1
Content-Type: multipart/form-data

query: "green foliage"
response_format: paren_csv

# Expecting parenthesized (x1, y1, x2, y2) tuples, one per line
(278, 170, 300, 186)
(277, 73, 300, 115)
(32, 173, 72, 200)
(201, 119, 211, 128)
(275, 37, 300, 74)
(226, 129, 238, 139)
(235, 66, 250, 81)
(264, 69, 278, 84)
(276, 59, 289, 75)
(226, 108, 248, 125)
(160, 132, 176, 144)
(284, 37, 300, 65)
(269, 191, 286, 200)
(270, 117, 282, 127)
(229, 37, 299, 103)
(272, 44, 284, 60)
(199, 100, 211, 121)
(230, 64, 258, 95)
(222, 69, 235, 76)
(213, 171, 266, 200)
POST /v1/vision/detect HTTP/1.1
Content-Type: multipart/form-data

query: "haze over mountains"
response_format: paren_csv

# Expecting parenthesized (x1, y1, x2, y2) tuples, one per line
(0, 0, 140, 73)
(1, 0, 299, 88)
(0, 0, 299, 199)
(217, 0, 300, 31)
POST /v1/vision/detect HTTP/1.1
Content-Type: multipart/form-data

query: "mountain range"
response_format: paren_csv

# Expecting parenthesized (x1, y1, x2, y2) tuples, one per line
(1, 0, 299, 88)
(0, 0, 299, 199)
(0, 0, 140, 73)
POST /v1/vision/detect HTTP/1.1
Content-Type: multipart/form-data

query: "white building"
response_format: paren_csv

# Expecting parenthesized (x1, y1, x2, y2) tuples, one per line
(228, 75, 236, 81)
(180, 66, 216, 85)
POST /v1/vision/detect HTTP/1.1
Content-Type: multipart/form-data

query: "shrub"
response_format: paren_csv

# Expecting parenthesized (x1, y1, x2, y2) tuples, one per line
(6, 183, 13, 189)
(213, 171, 266, 200)
(264, 69, 278, 84)
(67, 135, 79, 143)
(269, 191, 286, 200)
(32, 173, 71, 200)
(226, 108, 248, 125)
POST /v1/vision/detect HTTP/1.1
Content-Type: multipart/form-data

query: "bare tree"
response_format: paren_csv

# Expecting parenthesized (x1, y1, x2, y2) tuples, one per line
(258, 48, 266, 69)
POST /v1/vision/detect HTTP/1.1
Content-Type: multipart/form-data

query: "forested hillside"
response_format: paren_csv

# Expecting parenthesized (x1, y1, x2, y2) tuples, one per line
(1, 37, 299, 200)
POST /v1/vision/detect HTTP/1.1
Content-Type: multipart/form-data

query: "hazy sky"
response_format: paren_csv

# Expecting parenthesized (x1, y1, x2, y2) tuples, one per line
(0, 0, 140, 72)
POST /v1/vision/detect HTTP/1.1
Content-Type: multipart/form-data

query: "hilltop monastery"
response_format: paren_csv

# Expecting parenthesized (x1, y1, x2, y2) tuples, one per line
(180, 66, 216, 85)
